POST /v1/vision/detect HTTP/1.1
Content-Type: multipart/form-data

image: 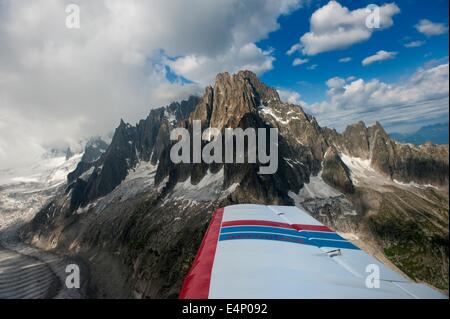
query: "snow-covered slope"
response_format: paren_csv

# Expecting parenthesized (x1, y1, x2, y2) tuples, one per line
(0, 152, 82, 236)
(0, 151, 86, 299)
(340, 153, 440, 192)
(288, 171, 341, 204)
(162, 168, 239, 210)
(80, 160, 160, 215)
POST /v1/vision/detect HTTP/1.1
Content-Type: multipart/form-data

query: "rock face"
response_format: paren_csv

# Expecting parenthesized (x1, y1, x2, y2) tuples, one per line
(67, 137, 109, 185)
(193, 71, 279, 129)
(322, 146, 354, 194)
(156, 70, 312, 206)
(22, 70, 449, 297)
(324, 121, 449, 186)
(66, 96, 200, 210)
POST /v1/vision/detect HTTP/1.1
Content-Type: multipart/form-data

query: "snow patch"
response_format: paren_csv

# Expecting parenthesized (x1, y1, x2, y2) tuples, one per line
(340, 153, 438, 190)
(79, 167, 94, 182)
(163, 168, 238, 210)
(164, 109, 177, 125)
(170, 168, 225, 202)
(93, 160, 158, 213)
(283, 157, 304, 168)
(288, 171, 341, 204)
(75, 200, 98, 215)
(260, 107, 290, 125)
(339, 153, 382, 188)
(393, 179, 438, 190)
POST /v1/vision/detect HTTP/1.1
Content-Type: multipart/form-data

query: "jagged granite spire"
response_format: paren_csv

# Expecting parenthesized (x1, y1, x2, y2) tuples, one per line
(191, 70, 280, 129)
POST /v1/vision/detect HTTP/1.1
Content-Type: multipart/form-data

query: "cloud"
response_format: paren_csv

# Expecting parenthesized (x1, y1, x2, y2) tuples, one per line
(362, 50, 397, 66)
(167, 0, 305, 85)
(277, 89, 304, 105)
(307, 64, 318, 70)
(0, 0, 304, 169)
(168, 43, 275, 86)
(415, 19, 448, 36)
(290, 1, 400, 56)
(404, 40, 426, 48)
(326, 76, 346, 89)
(339, 57, 352, 63)
(287, 43, 302, 56)
(292, 58, 309, 66)
(304, 62, 449, 133)
(325, 76, 346, 96)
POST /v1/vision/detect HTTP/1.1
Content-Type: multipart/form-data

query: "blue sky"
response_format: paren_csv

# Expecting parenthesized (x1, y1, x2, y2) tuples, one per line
(253, 0, 449, 133)
(0, 0, 448, 167)
(259, 0, 448, 103)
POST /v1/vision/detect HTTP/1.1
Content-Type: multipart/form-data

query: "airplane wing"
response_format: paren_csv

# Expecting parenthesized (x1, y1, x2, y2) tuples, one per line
(179, 204, 447, 299)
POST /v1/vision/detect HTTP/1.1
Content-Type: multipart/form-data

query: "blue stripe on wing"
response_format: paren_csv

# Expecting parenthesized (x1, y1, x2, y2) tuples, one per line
(221, 225, 344, 240)
(219, 226, 360, 250)
(219, 232, 359, 250)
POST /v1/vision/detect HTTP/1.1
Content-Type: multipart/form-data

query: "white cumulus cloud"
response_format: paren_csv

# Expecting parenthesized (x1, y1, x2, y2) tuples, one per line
(362, 50, 397, 66)
(292, 58, 309, 66)
(339, 57, 352, 63)
(277, 89, 304, 105)
(304, 62, 449, 133)
(168, 44, 275, 86)
(404, 40, 426, 48)
(287, 43, 302, 56)
(288, 1, 400, 56)
(415, 19, 448, 37)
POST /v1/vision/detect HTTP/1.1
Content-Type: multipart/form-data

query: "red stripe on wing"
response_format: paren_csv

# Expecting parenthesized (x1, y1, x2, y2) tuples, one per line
(221, 220, 332, 232)
(179, 208, 224, 299)
(222, 219, 295, 229)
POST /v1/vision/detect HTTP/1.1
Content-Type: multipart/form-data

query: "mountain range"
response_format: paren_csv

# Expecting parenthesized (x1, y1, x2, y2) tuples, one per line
(11, 70, 448, 298)
(390, 123, 449, 145)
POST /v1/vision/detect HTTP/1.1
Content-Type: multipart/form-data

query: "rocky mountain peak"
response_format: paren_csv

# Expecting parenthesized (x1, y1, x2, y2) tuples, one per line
(216, 70, 280, 105)
(82, 137, 109, 163)
(191, 70, 280, 129)
(339, 121, 371, 159)
(190, 86, 214, 126)
(368, 121, 389, 140)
